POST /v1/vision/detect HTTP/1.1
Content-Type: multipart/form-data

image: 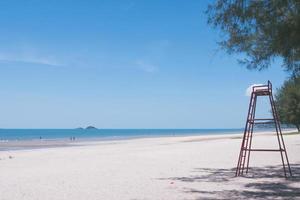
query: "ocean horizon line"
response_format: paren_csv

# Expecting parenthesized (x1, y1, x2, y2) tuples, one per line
(0, 128, 243, 130)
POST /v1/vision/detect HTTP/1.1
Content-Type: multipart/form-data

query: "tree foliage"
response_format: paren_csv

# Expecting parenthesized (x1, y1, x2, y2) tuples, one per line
(275, 76, 300, 131)
(207, 0, 300, 74)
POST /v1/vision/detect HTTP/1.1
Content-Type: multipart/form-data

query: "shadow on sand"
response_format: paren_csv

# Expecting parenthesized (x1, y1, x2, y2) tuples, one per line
(160, 164, 300, 199)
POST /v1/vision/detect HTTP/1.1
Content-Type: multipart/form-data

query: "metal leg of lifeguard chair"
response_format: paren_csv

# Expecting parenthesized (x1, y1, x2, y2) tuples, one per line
(236, 92, 256, 176)
(245, 95, 257, 174)
(235, 93, 252, 176)
(269, 94, 292, 177)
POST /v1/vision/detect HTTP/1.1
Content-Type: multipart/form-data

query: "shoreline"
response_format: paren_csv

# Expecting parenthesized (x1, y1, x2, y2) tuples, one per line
(0, 129, 297, 152)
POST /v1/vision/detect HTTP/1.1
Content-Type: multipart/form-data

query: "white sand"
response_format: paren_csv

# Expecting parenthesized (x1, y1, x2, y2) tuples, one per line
(0, 132, 299, 200)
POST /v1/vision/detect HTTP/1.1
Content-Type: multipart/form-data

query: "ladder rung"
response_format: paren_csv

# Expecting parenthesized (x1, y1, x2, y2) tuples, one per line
(253, 118, 275, 121)
(244, 149, 285, 152)
(248, 120, 275, 124)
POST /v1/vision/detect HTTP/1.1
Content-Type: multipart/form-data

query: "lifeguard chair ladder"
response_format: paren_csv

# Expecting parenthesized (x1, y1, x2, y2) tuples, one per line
(235, 81, 292, 177)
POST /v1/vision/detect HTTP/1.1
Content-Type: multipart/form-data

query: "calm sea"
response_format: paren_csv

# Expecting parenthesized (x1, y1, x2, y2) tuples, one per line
(0, 129, 244, 141)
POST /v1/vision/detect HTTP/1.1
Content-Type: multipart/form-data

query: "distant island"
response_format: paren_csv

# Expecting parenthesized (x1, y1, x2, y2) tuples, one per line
(85, 126, 98, 130)
(75, 126, 98, 130)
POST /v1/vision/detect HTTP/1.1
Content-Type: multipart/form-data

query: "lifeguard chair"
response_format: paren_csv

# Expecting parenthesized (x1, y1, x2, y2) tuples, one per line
(235, 81, 292, 177)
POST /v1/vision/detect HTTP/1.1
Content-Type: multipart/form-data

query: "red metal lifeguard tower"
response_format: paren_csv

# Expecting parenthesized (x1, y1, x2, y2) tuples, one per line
(235, 81, 292, 177)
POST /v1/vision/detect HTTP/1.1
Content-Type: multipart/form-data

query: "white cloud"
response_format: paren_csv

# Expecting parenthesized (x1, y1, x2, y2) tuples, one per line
(131, 40, 170, 73)
(245, 84, 264, 96)
(0, 52, 62, 67)
(135, 60, 158, 73)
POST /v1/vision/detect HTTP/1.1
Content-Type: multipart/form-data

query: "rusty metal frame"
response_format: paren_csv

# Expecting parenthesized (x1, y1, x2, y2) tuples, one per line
(235, 81, 292, 177)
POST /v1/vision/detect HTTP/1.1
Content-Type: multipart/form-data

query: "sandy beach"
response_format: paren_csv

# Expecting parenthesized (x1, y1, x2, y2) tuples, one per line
(0, 132, 299, 200)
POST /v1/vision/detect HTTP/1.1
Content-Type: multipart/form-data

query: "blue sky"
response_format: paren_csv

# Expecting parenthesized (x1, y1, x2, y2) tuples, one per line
(0, 0, 290, 128)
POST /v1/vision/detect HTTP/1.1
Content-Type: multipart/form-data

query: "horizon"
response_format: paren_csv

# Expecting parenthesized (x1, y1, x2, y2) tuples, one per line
(0, 127, 244, 130)
(0, 0, 290, 129)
